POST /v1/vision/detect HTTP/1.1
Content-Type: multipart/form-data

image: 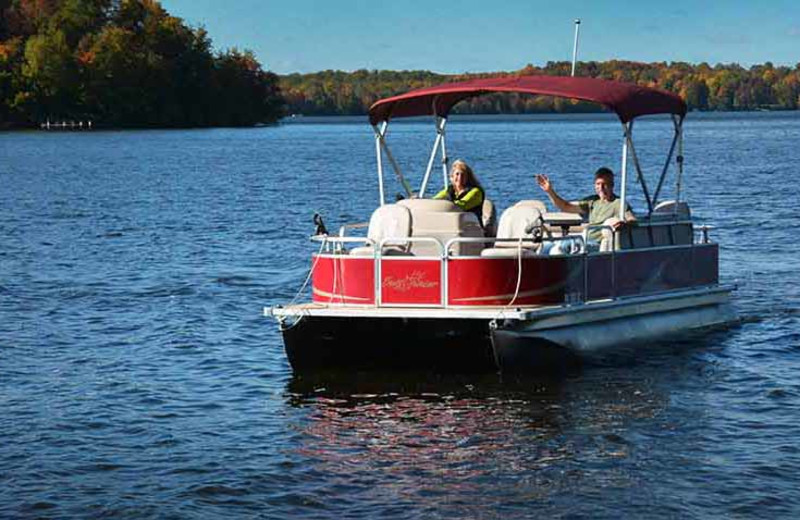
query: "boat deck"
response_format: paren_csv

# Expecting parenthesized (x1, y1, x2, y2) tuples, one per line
(267, 302, 544, 320)
(267, 284, 734, 324)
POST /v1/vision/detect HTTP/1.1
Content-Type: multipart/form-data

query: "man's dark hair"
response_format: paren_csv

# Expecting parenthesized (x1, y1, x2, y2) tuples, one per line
(594, 167, 614, 181)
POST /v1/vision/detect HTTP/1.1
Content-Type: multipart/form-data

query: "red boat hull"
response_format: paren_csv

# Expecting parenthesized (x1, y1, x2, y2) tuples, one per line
(311, 245, 719, 308)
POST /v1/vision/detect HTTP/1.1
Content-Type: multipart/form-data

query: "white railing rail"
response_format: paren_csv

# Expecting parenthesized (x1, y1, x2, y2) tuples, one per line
(309, 219, 715, 306)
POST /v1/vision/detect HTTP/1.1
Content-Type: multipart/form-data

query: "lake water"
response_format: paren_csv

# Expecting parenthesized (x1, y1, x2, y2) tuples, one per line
(2, 112, 800, 518)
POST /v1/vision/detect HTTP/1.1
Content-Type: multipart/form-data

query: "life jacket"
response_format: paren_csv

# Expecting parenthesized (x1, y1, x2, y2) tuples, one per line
(446, 185, 485, 224)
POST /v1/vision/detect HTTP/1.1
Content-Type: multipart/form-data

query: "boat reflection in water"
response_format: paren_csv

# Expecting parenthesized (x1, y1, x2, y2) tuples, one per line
(282, 334, 722, 513)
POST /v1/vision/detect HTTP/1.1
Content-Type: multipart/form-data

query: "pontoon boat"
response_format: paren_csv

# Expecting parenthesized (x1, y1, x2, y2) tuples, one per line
(266, 76, 736, 373)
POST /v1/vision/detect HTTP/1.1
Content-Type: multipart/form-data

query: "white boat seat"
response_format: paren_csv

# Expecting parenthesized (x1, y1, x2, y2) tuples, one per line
(653, 200, 691, 219)
(397, 198, 456, 213)
(349, 204, 414, 256)
(397, 198, 484, 257)
(480, 205, 543, 257)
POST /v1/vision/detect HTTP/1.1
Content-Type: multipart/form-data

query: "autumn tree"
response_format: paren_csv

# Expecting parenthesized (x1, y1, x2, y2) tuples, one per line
(0, 0, 284, 127)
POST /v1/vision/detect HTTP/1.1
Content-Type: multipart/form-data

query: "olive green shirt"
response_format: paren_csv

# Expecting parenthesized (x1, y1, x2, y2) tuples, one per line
(578, 196, 632, 240)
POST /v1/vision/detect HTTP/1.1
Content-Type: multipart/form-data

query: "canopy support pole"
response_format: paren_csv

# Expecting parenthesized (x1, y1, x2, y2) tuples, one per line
(372, 123, 413, 201)
(676, 116, 684, 203)
(440, 118, 449, 189)
(651, 115, 681, 213)
(619, 123, 630, 221)
(571, 19, 581, 77)
(622, 121, 653, 215)
(420, 116, 447, 197)
(374, 122, 387, 205)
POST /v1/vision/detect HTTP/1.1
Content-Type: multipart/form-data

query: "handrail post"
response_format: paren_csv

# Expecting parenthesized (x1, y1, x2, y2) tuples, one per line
(583, 246, 588, 303)
(374, 242, 382, 307)
(442, 248, 448, 308)
(611, 231, 617, 298)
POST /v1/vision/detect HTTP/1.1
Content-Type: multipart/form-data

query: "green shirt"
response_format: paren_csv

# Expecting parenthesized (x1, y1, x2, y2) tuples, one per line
(578, 196, 632, 240)
(433, 185, 484, 221)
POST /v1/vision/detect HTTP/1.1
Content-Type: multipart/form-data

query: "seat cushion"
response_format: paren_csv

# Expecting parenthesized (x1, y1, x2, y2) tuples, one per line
(494, 205, 542, 248)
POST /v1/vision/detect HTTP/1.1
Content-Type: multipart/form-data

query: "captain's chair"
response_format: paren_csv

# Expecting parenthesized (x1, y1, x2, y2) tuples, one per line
(480, 204, 543, 258)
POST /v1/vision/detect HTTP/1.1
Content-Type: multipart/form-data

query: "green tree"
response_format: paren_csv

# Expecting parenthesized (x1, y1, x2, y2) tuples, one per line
(774, 74, 799, 109)
(684, 78, 709, 110)
(20, 27, 79, 119)
(0, 37, 25, 124)
(81, 25, 150, 125)
(212, 49, 283, 125)
(50, 0, 111, 46)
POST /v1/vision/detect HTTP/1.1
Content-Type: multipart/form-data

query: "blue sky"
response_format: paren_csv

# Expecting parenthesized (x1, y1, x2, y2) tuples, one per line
(160, 0, 800, 74)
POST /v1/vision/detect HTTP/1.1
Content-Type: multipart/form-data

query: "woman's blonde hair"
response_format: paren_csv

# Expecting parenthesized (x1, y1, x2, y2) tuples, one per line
(451, 159, 482, 189)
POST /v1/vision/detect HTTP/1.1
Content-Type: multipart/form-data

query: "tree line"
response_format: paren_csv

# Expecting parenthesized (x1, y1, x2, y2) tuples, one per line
(3, 1, 799, 128)
(0, 0, 284, 128)
(280, 60, 800, 116)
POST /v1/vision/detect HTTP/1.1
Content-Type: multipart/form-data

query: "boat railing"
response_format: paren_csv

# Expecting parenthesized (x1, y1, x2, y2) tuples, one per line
(312, 233, 445, 257)
(325, 217, 709, 251)
(590, 218, 701, 250)
(582, 220, 716, 299)
(583, 223, 620, 299)
(377, 236, 444, 255)
(444, 234, 593, 305)
(310, 234, 371, 254)
(694, 224, 714, 244)
(310, 220, 716, 307)
(376, 237, 445, 307)
(443, 235, 583, 256)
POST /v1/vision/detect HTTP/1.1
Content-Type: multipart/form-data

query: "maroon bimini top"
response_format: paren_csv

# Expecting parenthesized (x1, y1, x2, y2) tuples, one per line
(368, 75, 687, 125)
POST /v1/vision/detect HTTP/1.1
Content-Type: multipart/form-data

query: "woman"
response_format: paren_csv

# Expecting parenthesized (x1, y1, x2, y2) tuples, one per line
(433, 159, 485, 222)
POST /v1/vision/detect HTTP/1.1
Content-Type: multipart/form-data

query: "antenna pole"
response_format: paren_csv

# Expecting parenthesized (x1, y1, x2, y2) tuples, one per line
(571, 19, 581, 77)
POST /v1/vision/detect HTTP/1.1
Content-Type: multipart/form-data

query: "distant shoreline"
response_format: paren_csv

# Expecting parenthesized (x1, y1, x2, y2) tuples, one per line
(3, 109, 799, 132)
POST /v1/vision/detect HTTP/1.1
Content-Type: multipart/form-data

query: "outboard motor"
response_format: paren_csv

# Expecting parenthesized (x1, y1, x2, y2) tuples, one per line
(312, 213, 328, 236)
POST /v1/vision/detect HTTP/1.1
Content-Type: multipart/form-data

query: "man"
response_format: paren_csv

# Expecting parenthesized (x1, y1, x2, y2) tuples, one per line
(535, 167, 635, 242)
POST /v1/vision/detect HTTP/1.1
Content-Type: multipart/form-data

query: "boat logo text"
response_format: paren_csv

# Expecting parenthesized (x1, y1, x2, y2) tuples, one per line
(382, 271, 438, 292)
